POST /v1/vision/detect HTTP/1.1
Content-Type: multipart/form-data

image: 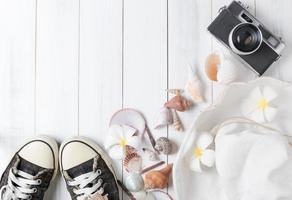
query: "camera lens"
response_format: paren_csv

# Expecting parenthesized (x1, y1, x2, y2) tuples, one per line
(229, 23, 262, 55)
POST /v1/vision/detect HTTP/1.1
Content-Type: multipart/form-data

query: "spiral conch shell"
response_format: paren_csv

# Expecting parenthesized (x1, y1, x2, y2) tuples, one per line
(185, 73, 205, 103)
(154, 107, 173, 129)
(172, 109, 183, 132)
(164, 95, 192, 112)
(205, 52, 238, 84)
(144, 164, 173, 189)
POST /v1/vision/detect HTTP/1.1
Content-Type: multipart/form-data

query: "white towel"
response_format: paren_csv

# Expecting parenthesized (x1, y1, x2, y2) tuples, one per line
(215, 119, 292, 200)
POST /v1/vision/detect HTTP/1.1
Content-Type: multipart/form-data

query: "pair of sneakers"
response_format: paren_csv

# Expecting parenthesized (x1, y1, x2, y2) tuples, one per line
(0, 136, 120, 200)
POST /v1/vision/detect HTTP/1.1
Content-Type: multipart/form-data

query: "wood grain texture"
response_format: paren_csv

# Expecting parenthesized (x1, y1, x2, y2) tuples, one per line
(35, 0, 79, 198)
(0, 0, 291, 199)
(78, 0, 123, 198)
(167, 0, 212, 196)
(0, 0, 36, 175)
(123, 0, 168, 198)
(256, 0, 292, 81)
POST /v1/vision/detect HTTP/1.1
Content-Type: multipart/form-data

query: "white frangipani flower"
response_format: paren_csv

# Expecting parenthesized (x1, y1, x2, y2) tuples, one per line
(190, 133, 215, 173)
(241, 86, 278, 123)
(104, 124, 141, 160)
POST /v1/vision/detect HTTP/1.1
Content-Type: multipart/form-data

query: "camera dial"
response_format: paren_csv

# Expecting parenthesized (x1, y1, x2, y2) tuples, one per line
(229, 23, 262, 55)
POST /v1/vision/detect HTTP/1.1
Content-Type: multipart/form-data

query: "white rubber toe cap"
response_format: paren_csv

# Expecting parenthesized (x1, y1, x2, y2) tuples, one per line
(18, 136, 58, 170)
(60, 140, 98, 170)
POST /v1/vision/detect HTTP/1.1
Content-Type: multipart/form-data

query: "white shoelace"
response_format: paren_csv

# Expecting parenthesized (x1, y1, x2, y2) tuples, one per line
(67, 169, 107, 200)
(0, 168, 41, 200)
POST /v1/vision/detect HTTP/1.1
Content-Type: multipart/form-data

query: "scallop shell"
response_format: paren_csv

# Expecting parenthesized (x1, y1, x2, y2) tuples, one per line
(185, 74, 205, 103)
(155, 137, 172, 155)
(205, 53, 220, 81)
(154, 107, 173, 129)
(144, 164, 173, 189)
(123, 152, 142, 173)
(164, 95, 192, 112)
(125, 173, 145, 192)
(172, 110, 183, 132)
(217, 60, 238, 84)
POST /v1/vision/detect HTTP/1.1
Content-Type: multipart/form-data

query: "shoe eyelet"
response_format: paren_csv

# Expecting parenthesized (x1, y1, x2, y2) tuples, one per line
(37, 179, 42, 185)
(28, 195, 32, 199)
(33, 188, 37, 193)
(97, 169, 102, 175)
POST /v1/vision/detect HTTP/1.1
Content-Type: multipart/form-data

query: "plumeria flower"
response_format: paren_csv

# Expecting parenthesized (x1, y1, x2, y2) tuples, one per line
(190, 133, 215, 173)
(105, 124, 141, 160)
(241, 86, 278, 123)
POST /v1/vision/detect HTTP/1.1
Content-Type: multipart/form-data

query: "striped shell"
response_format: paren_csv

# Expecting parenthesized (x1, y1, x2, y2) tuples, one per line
(123, 152, 142, 173)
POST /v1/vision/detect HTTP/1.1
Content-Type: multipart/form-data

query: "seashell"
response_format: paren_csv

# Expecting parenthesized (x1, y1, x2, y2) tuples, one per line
(154, 107, 173, 129)
(172, 110, 183, 132)
(132, 191, 155, 200)
(123, 152, 142, 173)
(142, 148, 159, 161)
(205, 52, 238, 84)
(125, 173, 145, 192)
(205, 53, 220, 81)
(144, 164, 173, 189)
(164, 95, 192, 112)
(110, 108, 147, 136)
(217, 60, 238, 84)
(165, 89, 183, 95)
(155, 137, 172, 155)
(185, 73, 205, 103)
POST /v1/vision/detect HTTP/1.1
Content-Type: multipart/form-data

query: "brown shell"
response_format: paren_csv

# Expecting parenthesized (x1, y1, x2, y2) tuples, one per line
(205, 53, 220, 81)
(144, 164, 173, 189)
(123, 152, 142, 173)
(164, 95, 192, 112)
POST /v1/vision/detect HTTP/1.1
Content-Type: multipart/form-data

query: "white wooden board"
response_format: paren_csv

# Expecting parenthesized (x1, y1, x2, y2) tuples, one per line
(0, 0, 291, 199)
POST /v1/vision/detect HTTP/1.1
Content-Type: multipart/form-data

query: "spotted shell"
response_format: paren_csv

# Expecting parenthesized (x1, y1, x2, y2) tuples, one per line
(155, 137, 172, 155)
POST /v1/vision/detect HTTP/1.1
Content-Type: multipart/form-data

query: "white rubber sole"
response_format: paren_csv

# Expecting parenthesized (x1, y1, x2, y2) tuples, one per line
(59, 136, 118, 181)
(19, 135, 59, 181)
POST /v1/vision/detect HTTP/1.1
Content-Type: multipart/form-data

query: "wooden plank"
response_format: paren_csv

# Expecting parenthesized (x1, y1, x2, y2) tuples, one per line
(78, 0, 123, 198)
(123, 0, 167, 198)
(211, 0, 256, 100)
(167, 0, 213, 197)
(0, 0, 36, 174)
(256, 0, 292, 81)
(35, 0, 79, 198)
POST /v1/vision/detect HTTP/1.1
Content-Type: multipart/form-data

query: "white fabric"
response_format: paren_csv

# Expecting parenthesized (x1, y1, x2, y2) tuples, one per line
(215, 118, 292, 200)
(0, 168, 40, 200)
(68, 169, 107, 200)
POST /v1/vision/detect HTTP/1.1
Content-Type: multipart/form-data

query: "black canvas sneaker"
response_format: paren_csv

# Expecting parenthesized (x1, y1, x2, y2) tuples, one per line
(59, 137, 120, 200)
(0, 135, 58, 200)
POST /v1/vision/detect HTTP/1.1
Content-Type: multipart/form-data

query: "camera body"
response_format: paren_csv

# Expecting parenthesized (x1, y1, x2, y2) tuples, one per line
(208, 1, 285, 75)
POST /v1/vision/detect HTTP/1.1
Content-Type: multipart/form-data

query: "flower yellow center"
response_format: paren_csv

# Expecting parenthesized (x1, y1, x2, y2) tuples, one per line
(194, 147, 203, 158)
(258, 99, 269, 110)
(119, 138, 127, 147)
